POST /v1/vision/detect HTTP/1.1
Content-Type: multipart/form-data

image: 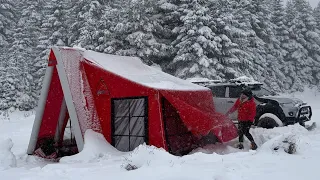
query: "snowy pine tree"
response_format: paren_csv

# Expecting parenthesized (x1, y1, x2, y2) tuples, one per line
(216, 0, 255, 78)
(282, 0, 307, 91)
(13, 0, 44, 110)
(6, 28, 34, 110)
(0, 0, 14, 50)
(33, 0, 70, 96)
(0, 0, 17, 110)
(205, 0, 243, 80)
(315, 2, 320, 30)
(247, 0, 286, 91)
(168, 0, 226, 79)
(283, 0, 320, 90)
(262, 0, 288, 91)
(228, 0, 267, 83)
(71, 1, 109, 50)
(109, 0, 174, 66)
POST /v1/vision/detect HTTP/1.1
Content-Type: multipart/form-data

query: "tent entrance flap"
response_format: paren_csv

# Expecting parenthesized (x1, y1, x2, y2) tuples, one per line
(111, 97, 149, 152)
(162, 98, 199, 155)
(160, 91, 238, 142)
(34, 110, 79, 159)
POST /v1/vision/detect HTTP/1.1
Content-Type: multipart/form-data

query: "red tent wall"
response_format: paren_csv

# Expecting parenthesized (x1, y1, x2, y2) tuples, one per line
(164, 90, 217, 113)
(82, 60, 168, 150)
(37, 67, 64, 143)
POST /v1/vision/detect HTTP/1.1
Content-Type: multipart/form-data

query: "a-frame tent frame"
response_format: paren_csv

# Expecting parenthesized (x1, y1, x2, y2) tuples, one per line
(27, 47, 84, 155)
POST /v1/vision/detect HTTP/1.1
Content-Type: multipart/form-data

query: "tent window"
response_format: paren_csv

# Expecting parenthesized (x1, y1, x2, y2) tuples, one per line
(111, 97, 148, 152)
(162, 98, 198, 156)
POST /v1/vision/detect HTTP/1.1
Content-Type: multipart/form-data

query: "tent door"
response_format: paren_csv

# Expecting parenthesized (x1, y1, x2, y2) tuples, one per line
(161, 98, 199, 155)
(111, 97, 148, 152)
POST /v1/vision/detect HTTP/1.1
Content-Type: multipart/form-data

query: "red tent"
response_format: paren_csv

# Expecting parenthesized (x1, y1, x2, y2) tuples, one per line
(27, 47, 237, 158)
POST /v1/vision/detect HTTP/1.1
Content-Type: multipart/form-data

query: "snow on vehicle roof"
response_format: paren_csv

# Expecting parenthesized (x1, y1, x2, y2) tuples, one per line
(186, 77, 223, 83)
(229, 76, 263, 85)
(83, 50, 208, 91)
(187, 76, 263, 87)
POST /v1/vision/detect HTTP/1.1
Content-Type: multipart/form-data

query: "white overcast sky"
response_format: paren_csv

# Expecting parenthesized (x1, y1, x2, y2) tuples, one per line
(283, 0, 319, 8)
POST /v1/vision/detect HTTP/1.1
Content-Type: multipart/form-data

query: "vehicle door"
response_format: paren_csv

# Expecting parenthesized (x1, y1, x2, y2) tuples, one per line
(226, 85, 243, 121)
(207, 85, 228, 114)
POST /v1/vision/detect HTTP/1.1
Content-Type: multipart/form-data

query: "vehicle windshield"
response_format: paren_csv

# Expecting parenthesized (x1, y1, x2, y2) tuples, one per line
(250, 86, 275, 97)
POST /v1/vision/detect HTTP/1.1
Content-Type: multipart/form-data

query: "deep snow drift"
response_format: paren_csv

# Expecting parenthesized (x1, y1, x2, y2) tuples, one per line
(0, 88, 319, 180)
(0, 139, 16, 170)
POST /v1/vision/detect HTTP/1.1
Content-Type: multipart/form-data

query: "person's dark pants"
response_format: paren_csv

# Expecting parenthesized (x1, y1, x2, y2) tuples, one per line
(238, 121, 254, 143)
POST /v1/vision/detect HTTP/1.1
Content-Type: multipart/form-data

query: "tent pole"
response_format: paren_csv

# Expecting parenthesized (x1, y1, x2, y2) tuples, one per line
(54, 98, 67, 142)
(27, 66, 54, 155)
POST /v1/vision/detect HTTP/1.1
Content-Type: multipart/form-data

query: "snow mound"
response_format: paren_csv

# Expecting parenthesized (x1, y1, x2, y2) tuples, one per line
(59, 129, 125, 163)
(189, 124, 311, 154)
(0, 138, 17, 170)
(251, 124, 307, 145)
(60, 129, 179, 169)
(252, 124, 308, 141)
(258, 133, 311, 155)
(251, 124, 311, 154)
(121, 144, 177, 169)
(190, 143, 242, 155)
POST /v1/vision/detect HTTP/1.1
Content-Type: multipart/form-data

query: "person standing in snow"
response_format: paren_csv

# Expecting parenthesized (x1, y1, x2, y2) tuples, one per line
(226, 88, 258, 150)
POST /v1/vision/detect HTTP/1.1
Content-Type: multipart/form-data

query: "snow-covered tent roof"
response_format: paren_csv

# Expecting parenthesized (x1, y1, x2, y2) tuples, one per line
(83, 50, 207, 91)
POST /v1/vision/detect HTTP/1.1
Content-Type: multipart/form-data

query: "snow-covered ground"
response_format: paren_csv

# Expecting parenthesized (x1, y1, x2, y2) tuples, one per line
(0, 88, 320, 180)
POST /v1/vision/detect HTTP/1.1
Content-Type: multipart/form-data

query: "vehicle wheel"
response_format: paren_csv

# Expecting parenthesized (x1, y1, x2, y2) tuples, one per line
(257, 113, 283, 129)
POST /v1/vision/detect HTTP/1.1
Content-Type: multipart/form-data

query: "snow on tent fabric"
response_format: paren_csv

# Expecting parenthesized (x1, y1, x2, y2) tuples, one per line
(27, 47, 238, 159)
(83, 50, 208, 91)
